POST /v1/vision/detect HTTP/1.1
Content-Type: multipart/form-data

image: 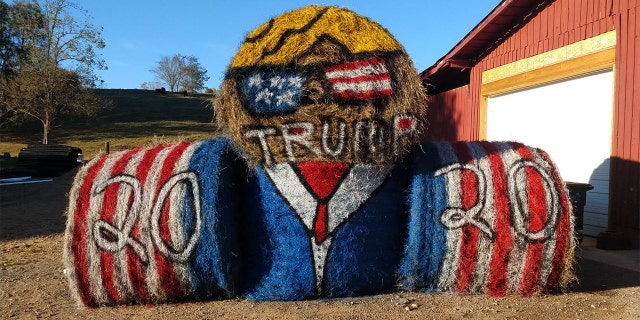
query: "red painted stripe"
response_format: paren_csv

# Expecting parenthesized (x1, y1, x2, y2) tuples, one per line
(538, 149, 571, 290)
(452, 142, 480, 293)
(331, 88, 393, 100)
(72, 156, 108, 307)
(322, 57, 386, 73)
(153, 142, 191, 299)
(314, 203, 328, 243)
(326, 73, 391, 84)
(98, 148, 142, 304)
(510, 142, 545, 296)
(482, 142, 513, 296)
(128, 144, 167, 303)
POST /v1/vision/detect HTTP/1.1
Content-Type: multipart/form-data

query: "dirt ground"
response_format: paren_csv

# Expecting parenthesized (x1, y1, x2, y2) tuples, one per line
(1, 168, 639, 319)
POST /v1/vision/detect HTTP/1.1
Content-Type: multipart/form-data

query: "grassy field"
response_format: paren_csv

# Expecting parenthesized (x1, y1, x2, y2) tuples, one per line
(0, 89, 218, 161)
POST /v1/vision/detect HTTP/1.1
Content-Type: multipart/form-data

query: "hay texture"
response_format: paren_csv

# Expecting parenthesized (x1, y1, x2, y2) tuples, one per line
(63, 4, 576, 308)
(214, 5, 427, 167)
(399, 141, 575, 296)
(64, 138, 243, 307)
(64, 139, 575, 306)
(238, 162, 409, 300)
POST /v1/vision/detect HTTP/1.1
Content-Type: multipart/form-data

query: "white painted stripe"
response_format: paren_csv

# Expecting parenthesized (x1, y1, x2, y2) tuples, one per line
(169, 141, 202, 294)
(86, 153, 122, 305)
(310, 238, 332, 296)
(331, 79, 392, 93)
(324, 63, 388, 79)
(436, 142, 463, 292)
(113, 148, 147, 302)
(530, 148, 559, 288)
(467, 142, 496, 292)
(140, 145, 176, 301)
(328, 164, 392, 232)
(264, 163, 317, 231)
(64, 156, 101, 306)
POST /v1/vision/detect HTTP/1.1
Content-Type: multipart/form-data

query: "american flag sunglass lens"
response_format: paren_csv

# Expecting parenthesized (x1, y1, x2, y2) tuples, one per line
(323, 58, 393, 101)
(241, 73, 305, 114)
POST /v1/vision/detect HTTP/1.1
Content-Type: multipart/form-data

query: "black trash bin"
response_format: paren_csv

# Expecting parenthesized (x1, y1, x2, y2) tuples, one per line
(565, 181, 594, 243)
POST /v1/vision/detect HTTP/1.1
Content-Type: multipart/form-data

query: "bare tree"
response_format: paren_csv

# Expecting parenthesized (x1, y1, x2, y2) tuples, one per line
(150, 54, 208, 93)
(140, 80, 163, 90)
(150, 55, 184, 92)
(0, 0, 107, 144)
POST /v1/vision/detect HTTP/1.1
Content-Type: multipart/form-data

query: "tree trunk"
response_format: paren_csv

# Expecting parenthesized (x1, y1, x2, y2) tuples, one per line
(42, 112, 50, 144)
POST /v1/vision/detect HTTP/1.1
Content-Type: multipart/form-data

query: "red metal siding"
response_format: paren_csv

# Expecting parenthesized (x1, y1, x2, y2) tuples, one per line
(424, 0, 639, 244)
(478, 0, 616, 70)
(610, 1, 639, 244)
(421, 85, 473, 141)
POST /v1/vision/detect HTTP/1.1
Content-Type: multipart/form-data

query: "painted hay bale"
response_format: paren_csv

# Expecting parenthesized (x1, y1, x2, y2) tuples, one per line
(238, 162, 410, 300)
(399, 141, 576, 296)
(63, 138, 242, 307)
(214, 5, 427, 167)
(62, 4, 577, 307)
(211, 5, 425, 301)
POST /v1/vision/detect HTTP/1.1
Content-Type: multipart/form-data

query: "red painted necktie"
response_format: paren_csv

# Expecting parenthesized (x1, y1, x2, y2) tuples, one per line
(295, 162, 350, 243)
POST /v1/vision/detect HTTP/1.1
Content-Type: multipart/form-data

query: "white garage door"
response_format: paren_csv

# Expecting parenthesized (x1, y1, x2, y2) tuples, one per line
(486, 70, 614, 236)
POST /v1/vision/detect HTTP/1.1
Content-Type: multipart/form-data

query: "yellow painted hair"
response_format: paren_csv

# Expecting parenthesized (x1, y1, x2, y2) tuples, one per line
(230, 5, 403, 68)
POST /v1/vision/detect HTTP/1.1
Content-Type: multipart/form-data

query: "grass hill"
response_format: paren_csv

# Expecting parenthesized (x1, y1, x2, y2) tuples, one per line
(0, 89, 218, 160)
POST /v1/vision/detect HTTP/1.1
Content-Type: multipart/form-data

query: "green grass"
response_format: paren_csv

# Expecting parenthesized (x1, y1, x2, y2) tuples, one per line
(0, 89, 218, 159)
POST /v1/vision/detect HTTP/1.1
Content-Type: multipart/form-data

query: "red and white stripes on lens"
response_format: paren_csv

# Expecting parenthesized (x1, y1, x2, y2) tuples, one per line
(323, 57, 393, 101)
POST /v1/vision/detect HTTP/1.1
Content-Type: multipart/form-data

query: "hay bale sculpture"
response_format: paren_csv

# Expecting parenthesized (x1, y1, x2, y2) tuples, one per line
(64, 5, 576, 307)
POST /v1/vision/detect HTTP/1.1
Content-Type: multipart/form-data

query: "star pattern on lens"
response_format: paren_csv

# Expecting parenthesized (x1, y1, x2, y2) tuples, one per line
(242, 73, 305, 114)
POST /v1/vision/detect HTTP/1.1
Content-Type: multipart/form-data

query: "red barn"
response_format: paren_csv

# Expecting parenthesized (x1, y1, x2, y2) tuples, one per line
(421, 0, 638, 248)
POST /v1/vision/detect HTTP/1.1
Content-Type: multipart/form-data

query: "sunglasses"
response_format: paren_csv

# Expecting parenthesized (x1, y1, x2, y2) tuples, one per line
(240, 57, 394, 115)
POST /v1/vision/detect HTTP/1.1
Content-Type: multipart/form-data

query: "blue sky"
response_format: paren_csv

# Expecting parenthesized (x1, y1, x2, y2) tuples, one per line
(75, 0, 501, 90)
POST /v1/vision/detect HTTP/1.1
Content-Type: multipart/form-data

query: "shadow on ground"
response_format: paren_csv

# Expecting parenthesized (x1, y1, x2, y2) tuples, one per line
(0, 167, 76, 240)
(573, 257, 640, 292)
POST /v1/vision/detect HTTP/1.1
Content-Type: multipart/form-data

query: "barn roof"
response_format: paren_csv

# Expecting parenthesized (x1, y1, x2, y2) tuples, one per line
(421, 0, 551, 94)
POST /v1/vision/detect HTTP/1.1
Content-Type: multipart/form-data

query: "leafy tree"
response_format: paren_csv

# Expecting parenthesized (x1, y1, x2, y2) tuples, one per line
(1, 66, 105, 144)
(180, 56, 209, 93)
(0, 0, 107, 144)
(0, 0, 45, 73)
(150, 54, 209, 93)
(0, 1, 17, 72)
